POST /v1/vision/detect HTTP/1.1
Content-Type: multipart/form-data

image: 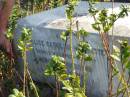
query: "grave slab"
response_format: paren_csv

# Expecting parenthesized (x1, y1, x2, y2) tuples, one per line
(14, 1, 130, 97)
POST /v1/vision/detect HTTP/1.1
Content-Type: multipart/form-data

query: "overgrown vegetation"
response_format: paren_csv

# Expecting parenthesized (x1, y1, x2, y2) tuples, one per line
(0, 0, 130, 97)
(89, 0, 130, 96)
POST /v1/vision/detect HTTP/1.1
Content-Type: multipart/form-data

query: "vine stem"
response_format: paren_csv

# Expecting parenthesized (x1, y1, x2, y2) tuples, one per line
(92, 14, 113, 97)
(63, 37, 68, 65)
(23, 49, 27, 95)
(27, 69, 39, 97)
(55, 73, 59, 97)
(70, 19, 75, 74)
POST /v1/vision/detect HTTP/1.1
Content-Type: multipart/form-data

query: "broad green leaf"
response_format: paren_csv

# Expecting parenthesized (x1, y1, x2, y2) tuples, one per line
(13, 89, 19, 96)
(113, 45, 120, 53)
(111, 54, 120, 61)
(8, 95, 16, 97)
(65, 93, 73, 97)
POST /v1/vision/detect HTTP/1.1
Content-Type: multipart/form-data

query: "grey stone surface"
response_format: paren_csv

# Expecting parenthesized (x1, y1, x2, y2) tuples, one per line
(14, 1, 130, 97)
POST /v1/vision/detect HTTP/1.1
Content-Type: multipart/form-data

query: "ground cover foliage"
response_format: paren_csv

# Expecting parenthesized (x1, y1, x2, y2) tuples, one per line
(1, 0, 130, 97)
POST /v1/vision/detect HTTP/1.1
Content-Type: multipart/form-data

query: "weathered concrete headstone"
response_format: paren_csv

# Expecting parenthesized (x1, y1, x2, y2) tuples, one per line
(14, 1, 130, 97)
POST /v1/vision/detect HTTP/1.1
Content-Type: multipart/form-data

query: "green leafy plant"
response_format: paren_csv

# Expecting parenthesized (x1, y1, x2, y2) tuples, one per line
(44, 55, 67, 97)
(45, 1, 91, 97)
(88, 0, 130, 96)
(61, 1, 87, 96)
(62, 74, 86, 97)
(65, 0, 78, 74)
(44, 55, 87, 97)
(18, 28, 39, 97)
(111, 40, 130, 97)
(44, 55, 67, 81)
(49, 0, 62, 8)
(76, 29, 92, 93)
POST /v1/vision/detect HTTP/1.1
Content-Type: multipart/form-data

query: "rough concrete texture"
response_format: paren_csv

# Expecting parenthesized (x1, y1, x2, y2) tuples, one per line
(14, 1, 130, 97)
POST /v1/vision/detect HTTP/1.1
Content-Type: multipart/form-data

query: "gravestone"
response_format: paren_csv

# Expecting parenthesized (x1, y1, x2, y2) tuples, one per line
(14, 1, 130, 97)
